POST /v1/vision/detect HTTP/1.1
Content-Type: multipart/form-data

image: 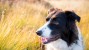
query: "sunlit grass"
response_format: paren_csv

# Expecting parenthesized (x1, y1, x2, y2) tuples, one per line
(0, 1, 89, 50)
(0, 1, 47, 50)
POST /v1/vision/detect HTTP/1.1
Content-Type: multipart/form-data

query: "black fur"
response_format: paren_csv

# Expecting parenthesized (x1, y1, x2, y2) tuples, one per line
(47, 11, 80, 46)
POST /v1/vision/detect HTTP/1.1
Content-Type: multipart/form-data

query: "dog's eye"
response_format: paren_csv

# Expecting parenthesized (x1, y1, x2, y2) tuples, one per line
(49, 22, 59, 30)
(51, 18, 59, 25)
(53, 22, 59, 25)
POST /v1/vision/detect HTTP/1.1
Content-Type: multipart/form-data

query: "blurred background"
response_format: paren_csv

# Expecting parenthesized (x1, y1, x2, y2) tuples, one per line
(0, 0, 89, 50)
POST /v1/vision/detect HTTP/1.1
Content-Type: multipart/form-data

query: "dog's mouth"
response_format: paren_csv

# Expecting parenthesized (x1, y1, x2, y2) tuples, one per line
(41, 37, 50, 44)
(41, 36, 60, 44)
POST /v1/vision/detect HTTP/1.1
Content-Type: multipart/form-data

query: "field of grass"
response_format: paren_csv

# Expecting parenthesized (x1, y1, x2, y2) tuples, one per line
(0, 0, 89, 50)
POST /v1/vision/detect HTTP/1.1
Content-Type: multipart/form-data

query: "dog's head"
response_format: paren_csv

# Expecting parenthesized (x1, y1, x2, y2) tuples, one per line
(36, 8, 80, 44)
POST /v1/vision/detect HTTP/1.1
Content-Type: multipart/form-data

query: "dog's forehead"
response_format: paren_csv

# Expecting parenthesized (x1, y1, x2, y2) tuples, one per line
(46, 10, 64, 20)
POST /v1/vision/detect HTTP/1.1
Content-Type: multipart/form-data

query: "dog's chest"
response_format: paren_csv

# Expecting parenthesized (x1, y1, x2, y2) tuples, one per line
(45, 39, 69, 50)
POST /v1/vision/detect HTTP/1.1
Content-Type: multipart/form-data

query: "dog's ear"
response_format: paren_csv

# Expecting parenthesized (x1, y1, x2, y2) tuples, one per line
(65, 11, 80, 22)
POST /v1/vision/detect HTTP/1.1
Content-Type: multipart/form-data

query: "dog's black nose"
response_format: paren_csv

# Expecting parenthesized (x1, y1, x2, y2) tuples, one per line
(36, 31, 42, 36)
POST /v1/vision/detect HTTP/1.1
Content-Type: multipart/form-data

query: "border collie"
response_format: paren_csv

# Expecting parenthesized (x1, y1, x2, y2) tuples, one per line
(36, 8, 84, 50)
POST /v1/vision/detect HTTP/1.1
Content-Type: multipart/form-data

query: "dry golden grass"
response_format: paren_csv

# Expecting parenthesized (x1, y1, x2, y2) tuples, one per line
(0, 1, 47, 50)
(0, 0, 89, 50)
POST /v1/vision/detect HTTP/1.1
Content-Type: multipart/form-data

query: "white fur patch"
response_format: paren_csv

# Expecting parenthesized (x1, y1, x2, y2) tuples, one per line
(37, 20, 52, 38)
(46, 39, 69, 50)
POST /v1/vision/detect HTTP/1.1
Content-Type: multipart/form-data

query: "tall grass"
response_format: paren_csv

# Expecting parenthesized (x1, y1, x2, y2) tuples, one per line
(0, 0, 89, 50)
(0, 1, 47, 50)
